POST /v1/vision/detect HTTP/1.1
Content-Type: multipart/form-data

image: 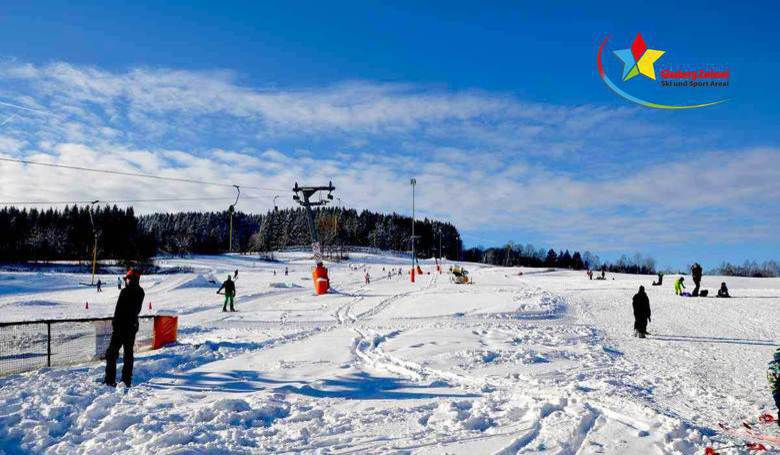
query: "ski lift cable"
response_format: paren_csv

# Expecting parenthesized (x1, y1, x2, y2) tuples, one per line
(0, 196, 267, 206)
(0, 157, 288, 192)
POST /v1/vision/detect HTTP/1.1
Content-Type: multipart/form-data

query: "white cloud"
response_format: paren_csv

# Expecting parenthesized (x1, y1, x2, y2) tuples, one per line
(0, 60, 777, 254)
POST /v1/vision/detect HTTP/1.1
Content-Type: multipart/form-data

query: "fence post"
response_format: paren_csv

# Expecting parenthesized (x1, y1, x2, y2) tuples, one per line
(46, 322, 51, 367)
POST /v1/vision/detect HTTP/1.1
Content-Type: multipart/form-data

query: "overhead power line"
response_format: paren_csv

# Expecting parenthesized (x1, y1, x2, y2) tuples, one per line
(0, 157, 288, 192)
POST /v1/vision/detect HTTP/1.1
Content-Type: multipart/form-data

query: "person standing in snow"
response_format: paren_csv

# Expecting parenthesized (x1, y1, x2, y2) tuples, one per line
(674, 277, 686, 296)
(768, 348, 780, 425)
(284, 267, 288, 276)
(217, 275, 236, 312)
(103, 268, 145, 387)
(691, 263, 703, 296)
(632, 286, 651, 338)
(96, 279, 102, 293)
(117, 277, 122, 290)
(365, 271, 370, 284)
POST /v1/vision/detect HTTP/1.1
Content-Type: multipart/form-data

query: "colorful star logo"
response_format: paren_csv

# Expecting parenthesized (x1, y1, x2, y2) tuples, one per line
(613, 33, 665, 81)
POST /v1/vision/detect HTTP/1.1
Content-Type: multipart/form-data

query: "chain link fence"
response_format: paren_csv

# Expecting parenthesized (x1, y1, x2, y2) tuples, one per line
(0, 316, 154, 376)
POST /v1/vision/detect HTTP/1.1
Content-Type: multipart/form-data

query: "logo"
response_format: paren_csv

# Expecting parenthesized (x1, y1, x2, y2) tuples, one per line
(597, 33, 730, 109)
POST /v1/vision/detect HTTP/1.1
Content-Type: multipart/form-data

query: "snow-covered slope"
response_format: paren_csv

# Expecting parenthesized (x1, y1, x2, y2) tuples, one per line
(0, 253, 778, 454)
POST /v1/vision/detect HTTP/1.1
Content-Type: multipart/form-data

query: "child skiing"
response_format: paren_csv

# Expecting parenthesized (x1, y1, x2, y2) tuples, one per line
(769, 348, 780, 426)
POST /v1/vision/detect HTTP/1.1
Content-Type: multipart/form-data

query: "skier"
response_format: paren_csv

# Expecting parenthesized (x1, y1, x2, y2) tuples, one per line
(717, 282, 731, 298)
(117, 277, 122, 290)
(768, 348, 780, 425)
(217, 275, 236, 312)
(691, 262, 703, 296)
(652, 272, 663, 286)
(96, 279, 102, 293)
(233, 269, 238, 280)
(674, 277, 686, 296)
(103, 268, 145, 387)
(365, 271, 370, 284)
(284, 267, 288, 276)
(632, 285, 651, 338)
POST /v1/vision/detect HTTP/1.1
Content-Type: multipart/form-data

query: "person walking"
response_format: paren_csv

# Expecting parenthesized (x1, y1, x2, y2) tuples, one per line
(103, 268, 145, 387)
(691, 262, 703, 296)
(217, 275, 236, 312)
(632, 285, 651, 338)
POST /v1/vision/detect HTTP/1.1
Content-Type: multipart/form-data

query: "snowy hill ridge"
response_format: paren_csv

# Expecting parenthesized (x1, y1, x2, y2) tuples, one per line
(0, 253, 778, 453)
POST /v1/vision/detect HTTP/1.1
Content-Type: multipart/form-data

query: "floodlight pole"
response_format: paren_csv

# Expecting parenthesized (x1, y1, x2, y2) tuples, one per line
(228, 185, 240, 252)
(88, 200, 99, 285)
(438, 227, 442, 259)
(410, 178, 416, 283)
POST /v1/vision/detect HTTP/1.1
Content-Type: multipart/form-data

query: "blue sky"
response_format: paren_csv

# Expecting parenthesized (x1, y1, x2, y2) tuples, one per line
(0, 0, 778, 269)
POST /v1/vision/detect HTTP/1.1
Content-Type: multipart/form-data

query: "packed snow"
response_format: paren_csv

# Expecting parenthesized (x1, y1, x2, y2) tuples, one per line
(0, 253, 778, 454)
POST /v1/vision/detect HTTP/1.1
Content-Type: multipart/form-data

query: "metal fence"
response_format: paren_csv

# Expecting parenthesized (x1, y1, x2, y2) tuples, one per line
(0, 316, 154, 377)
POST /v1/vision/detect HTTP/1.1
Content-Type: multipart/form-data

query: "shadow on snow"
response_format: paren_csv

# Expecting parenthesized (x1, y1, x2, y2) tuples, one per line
(148, 370, 479, 400)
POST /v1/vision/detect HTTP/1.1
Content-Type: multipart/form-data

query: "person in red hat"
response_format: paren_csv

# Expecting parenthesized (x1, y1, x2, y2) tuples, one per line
(103, 268, 145, 387)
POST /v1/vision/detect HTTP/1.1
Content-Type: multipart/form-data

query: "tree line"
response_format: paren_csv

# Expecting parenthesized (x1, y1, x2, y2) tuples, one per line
(0, 206, 154, 263)
(0, 205, 461, 263)
(1, 205, 662, 275)
(140, 207, 461, 259)
(463, 243, 657, 274)
(709, 260, 779, 278)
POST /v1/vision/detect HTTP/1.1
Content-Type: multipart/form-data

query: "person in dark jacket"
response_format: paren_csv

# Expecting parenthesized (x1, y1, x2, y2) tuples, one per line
(717, 282, 730, 298)
(768, 348, 780, 426)
(652, 272, 663, 286)
(632, 285, 651, 338)
(691, 262, 703, 296)
(217, 275, 236, 312)
(103, 268, 145, 387)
